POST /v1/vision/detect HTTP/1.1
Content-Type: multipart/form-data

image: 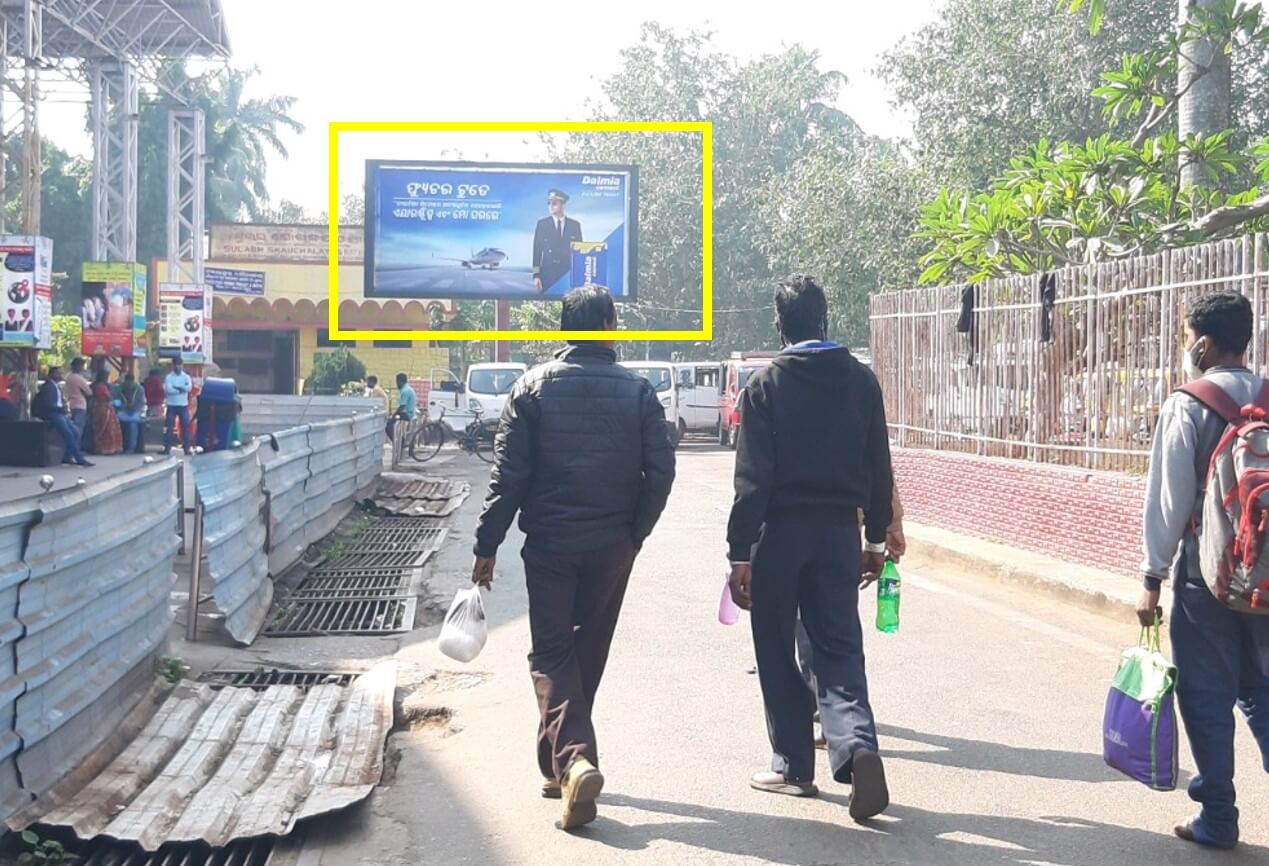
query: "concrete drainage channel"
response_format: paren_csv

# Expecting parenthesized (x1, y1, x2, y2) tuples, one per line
(263, 515, 448, 637)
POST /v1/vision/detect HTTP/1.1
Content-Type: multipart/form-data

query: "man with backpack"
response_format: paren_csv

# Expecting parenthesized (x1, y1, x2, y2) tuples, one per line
(1139, 291, 1269, 850)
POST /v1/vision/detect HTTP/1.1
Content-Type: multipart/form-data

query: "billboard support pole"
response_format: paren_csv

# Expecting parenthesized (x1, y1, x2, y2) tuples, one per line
(495, 300, 511, 362)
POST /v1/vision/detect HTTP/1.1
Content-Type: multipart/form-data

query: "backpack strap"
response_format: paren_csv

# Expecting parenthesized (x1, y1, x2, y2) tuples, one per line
(1178, 379, 1244, 424)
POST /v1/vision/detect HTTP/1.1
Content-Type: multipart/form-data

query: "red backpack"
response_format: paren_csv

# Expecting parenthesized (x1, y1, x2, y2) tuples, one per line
(1180, 378, 1269, 614)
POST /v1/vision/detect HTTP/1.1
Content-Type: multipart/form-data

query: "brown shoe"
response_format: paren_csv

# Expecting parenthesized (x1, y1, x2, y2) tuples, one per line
(542, 779, 561, 800)
(1174, 822, 1197, 843)
(558, 758, 604, 831)
(815, 731, 827, 750)
(750, 771, 818, 798)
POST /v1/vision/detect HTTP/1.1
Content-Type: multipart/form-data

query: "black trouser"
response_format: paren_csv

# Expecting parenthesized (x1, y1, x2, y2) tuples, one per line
(751, 517, 877, 784)
(523, 536, 637, 783)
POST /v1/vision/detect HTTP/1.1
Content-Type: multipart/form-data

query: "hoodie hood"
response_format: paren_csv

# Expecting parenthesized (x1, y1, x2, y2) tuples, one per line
(771, 343, 857, 389)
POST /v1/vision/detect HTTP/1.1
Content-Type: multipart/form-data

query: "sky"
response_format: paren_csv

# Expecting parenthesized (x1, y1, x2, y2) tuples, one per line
(36, 0, 943, 216)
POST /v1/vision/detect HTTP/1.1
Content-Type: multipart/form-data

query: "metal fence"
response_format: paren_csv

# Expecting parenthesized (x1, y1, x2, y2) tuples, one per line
(0, 461, 180, 824)
(191, 442, 272, 645)
(869, 233, 1269, 473)
(239, 395, 383, 436)
(186, 410, 387, 644)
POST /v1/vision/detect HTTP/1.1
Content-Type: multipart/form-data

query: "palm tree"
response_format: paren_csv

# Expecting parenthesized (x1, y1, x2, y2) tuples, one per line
(1177, 0, 1233, 188)
(190, 67, 305, 222)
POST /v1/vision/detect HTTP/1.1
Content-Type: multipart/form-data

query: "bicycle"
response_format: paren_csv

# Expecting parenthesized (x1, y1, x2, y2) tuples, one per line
(408, 405, 497, 463)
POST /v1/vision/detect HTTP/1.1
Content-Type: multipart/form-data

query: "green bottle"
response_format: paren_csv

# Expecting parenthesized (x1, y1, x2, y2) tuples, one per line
(876, 559, 901, 634)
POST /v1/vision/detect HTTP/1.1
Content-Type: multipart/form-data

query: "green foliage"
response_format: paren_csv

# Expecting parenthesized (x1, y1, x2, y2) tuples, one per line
(17, 830, 72, 865)
(38, 316, 83, 372)
(307, 348, 367, 395)
(158, 657, 187, 685)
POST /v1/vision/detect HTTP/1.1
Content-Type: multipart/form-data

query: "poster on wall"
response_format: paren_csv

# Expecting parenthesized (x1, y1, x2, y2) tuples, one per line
(81, 262, 147, 357)
(0, 235, 53, 349)
(364, 160, 638, 301)
(159, 282, 212, 363)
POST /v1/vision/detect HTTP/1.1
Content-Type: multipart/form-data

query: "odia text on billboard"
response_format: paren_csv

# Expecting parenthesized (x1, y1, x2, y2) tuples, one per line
(364, 160, 638, 301)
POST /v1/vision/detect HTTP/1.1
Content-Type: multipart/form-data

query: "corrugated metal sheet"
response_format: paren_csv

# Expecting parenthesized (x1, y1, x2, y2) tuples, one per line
(30, 660, 397, 851)
(0, 494, 39, 821)
(365, 473, 471, 517)
(302, 420, 356, 546)
(13, 461, 180, 817)
(239, 395, 381, 437)
(352, 412, 385, 493)
(191, 444, 271, 645)
(257, 426, 313, 577)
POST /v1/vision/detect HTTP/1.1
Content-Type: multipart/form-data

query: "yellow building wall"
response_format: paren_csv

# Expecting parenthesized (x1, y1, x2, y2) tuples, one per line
(299, 329, 450, 408)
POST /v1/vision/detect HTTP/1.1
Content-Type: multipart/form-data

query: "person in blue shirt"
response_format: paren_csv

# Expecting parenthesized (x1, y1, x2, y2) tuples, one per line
(387, 372, 417, 441)
(163, 357, 193, 455)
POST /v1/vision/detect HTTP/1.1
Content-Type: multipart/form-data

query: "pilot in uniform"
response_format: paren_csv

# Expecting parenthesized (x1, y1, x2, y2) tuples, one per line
(532, 189, 582, 294)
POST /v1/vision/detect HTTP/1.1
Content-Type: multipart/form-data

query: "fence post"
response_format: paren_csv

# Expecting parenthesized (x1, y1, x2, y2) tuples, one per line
(186, 490, 205, 642)
(175, 458, 186, 556)
(262, 487, 273, 554)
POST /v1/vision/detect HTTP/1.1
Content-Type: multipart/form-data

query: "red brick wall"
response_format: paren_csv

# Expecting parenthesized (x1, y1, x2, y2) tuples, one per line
(892, 448, 1145, 576)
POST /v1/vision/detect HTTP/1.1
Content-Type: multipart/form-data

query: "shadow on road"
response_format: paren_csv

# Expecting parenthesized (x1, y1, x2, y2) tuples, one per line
(878, 723, 1193, 786)
(587, 793, 1264, 866)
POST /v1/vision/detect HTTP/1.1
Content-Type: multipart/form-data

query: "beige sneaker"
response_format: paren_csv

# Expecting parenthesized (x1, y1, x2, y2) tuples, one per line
(558, 758, 604, 830)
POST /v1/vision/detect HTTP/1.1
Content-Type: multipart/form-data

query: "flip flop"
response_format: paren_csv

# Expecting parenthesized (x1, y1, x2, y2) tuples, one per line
(750, 771, 818, 798)
(542, 779, 561, 800)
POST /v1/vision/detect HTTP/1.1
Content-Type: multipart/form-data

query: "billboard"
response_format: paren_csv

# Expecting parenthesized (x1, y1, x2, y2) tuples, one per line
(364, 160, 637, 301)
(206, 266, 266, 296)
(159, 282, 212, 363)
(0, 235, 53, 349)
(82, 262, 147, 357)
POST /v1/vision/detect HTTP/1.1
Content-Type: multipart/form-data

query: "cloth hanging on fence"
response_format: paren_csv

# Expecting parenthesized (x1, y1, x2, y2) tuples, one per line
(1039, 272, 1057, 342)
(957, 285, 980, 365)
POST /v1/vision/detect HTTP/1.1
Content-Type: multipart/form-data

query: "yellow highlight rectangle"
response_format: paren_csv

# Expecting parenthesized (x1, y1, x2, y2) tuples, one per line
(327, 120, 712, 342)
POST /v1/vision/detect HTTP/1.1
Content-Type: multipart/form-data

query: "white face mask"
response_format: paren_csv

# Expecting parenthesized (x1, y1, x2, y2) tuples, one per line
(1183, 339, 1205, 380)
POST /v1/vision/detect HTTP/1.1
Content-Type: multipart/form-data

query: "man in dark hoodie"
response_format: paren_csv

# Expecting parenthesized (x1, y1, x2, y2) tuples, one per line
(726, 275, 894, 821)
(471, 285, 676, 831)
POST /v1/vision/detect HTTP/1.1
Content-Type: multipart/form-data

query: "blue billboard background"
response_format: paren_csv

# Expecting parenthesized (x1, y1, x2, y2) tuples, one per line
(365, 161, 636, 300)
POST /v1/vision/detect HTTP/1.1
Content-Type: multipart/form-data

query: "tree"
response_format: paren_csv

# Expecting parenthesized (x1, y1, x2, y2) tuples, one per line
(917, 1, 1269, 283)
(306, 347, 366, 395)
(38, 315, 82, 371)
(258, 198, 319, 224)
(881, 0, 1178, 189)
(135, 65, 304, 264)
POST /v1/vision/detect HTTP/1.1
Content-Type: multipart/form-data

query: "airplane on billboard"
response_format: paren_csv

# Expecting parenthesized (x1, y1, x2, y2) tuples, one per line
(434, 248, 509, 269)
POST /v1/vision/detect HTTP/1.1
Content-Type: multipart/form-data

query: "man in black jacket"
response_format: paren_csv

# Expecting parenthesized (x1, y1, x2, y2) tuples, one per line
(471, 285, 675, 831)
(726, 275, 893, 820)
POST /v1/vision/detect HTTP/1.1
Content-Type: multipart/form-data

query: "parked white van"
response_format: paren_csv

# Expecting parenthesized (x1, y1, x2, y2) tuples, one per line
(620, 361, 680, 447)
(427, 362, 527, 431)
(673, 362, 721, 440)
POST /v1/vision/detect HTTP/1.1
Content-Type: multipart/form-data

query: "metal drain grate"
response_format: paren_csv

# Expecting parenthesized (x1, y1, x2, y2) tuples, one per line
(295, 568, 413, 597)
(81, 837, 274, 866)
(264, 596, 417, 636)
(347, 525, 447, 551)
(197, 669, 360, 690)
(324, 549, 430, 570)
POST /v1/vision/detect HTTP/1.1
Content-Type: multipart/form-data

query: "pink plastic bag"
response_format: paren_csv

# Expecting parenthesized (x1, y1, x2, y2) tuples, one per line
(719, 571, 741, 625)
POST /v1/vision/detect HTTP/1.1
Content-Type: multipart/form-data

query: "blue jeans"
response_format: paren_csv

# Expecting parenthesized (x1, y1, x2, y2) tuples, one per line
(70, 407, 87, 438)
(751, 518, 877, 784)
(164, 405, 190, 451)
(50, 413, 87, 463)
(118, 412, 143, 453)
(1171, 563, 1269, 848)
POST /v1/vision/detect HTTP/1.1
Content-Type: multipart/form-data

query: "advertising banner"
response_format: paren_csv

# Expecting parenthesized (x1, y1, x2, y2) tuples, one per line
(159, 282, 212, 363)
(206, 266, 266, 296)
(365, 160, 637, 301)
(82, 262, 147, 357)
(0, 235, 53, 349)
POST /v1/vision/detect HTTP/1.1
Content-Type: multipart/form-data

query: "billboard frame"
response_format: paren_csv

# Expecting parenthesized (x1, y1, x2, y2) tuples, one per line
(363, 158, 639, 304)
(327, 120, 712, 342)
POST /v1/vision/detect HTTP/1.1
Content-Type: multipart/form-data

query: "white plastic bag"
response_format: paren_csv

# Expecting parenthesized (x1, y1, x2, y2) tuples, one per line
(437, 587, 488, 663)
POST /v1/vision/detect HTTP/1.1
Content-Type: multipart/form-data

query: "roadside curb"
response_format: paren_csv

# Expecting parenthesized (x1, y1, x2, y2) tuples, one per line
(902, 520, 1172, 620)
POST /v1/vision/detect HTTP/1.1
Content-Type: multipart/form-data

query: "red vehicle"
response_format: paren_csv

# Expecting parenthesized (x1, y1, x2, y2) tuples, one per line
(717, 352, 776, 449)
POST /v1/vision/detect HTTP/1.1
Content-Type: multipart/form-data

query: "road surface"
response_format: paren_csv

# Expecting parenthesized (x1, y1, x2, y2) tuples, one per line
(307, 441, 1269, 866)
